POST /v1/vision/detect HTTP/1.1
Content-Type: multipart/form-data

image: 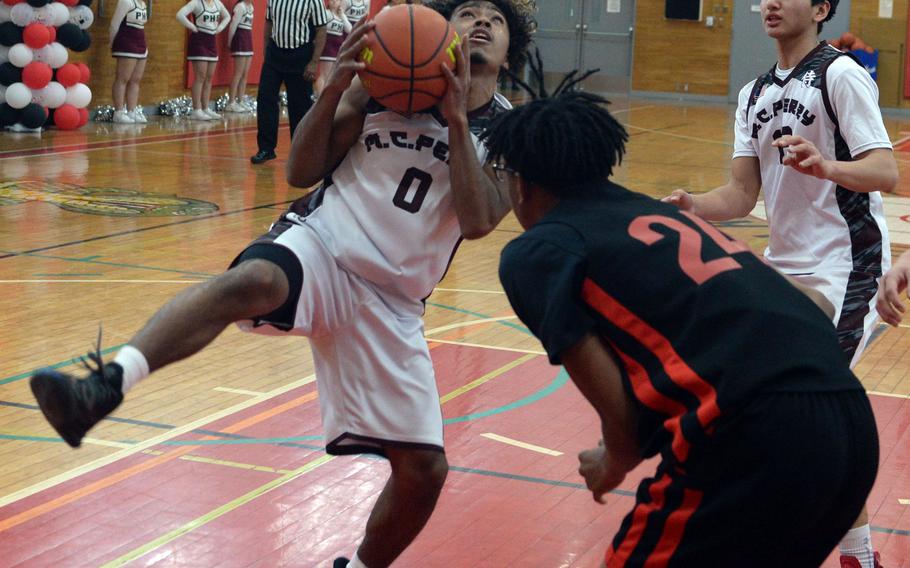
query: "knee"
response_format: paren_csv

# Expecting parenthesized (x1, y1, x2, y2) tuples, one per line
(392, 451, 448, 494)
(221, 259, 289, 314)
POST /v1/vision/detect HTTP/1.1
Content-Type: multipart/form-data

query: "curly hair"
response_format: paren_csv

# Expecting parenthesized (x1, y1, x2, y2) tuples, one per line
(423, 0, 537, 72)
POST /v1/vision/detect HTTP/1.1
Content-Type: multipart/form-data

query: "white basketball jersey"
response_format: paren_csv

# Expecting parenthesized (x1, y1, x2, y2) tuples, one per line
(733, 43, 892, 276)
(298, 93, 511, 300)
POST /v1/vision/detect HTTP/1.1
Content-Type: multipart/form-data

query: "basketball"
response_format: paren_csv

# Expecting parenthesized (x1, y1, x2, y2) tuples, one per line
(356, 4, 460, 115)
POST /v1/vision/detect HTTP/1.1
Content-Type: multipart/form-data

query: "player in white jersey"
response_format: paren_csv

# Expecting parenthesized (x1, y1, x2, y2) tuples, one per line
(28, 2, 537, 568)
(664, 1, 897, 566)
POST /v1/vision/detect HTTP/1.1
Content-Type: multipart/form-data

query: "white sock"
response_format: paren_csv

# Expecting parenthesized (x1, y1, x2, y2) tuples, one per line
(347, 552, 368, 568)
(113, 345, 150, 394)
(839, 524, 875, 567)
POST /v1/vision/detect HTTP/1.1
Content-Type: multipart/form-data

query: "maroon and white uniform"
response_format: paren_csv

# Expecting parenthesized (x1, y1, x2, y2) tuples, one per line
(230, 1, 254, 56)
(110, 0, 148, 58)
(320, 10, 351, 61)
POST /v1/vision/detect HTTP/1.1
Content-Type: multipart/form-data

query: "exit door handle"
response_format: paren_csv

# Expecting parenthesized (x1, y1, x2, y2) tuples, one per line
(575, 23, 589, 31)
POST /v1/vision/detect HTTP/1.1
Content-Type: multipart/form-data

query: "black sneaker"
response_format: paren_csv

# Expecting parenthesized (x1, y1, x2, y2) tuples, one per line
(333, 558, 350, 568)
(250, 150, 277, 164)
(29, 348, 124, 448)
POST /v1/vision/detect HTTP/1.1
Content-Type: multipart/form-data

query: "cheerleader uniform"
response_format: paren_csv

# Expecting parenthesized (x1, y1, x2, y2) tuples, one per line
(230, 1, 254, 57)
(186, 0, 226, 61)
(319, 11, 350, 62)
(111, 0, 148, 58)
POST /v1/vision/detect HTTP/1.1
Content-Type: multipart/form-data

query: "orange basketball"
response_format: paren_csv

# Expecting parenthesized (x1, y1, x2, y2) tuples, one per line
(357, 4, 460, 115)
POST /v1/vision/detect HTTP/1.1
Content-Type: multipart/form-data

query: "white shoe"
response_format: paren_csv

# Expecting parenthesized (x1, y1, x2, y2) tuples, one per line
(190, 109, 211, 121)
(204, 108, 222, 119)
(226, 102, 246, 113)
(112, 109, 135, 124)
(241, 101, 254, 112)
(128, 108, 148, 123)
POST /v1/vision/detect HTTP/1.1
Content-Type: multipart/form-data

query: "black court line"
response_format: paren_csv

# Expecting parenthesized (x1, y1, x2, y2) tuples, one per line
(0, 200, 296, 261)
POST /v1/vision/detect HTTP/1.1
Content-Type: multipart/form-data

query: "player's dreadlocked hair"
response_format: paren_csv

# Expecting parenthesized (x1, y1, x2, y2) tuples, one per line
(812, 0, 838, 34)
(423, 0, 537, 72)
(481, 50, 628, 192)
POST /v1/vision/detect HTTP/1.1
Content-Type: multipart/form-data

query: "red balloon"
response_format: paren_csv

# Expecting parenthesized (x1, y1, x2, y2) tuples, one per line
(22, 61, 52, 89)
(77, 106, 88, 126)
(76, 63, 90, 84)
(2, 0, 25, 5)
(59, 0, 78, 6)
(54, 103, 80, 130)
(55, 63, 80, 87)
(23, 23, 51, 50)
(47, 25, 56, 44)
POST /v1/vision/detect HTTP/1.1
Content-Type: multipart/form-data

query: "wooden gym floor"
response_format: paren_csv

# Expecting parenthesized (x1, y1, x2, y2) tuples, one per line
(0, 96, 909, 567)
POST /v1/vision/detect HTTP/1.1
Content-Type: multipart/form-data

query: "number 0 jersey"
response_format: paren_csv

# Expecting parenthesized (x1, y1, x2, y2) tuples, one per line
(733, 42, 892, 276)
(292, 94, 511, 300)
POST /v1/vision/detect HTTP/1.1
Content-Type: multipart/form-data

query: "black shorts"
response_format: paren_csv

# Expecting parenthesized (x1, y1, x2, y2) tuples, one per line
(608, 389, 879, 567)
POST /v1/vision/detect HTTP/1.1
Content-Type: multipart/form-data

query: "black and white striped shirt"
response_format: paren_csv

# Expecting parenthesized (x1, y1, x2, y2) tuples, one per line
(266, 0, 329, 48)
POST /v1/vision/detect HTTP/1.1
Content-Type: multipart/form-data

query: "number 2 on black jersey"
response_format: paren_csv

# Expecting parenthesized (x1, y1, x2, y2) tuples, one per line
(393, 167, 433, 213)
(628, 211, 750, 285)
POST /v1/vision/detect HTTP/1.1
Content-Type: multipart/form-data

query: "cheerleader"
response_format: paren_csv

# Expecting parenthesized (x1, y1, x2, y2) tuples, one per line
(314, 0, 350, 96)
(226, 0, 254, 112)
(344, 0, 368, 27)
(177, 0, 231, 120)
(109, 0, 149, 124)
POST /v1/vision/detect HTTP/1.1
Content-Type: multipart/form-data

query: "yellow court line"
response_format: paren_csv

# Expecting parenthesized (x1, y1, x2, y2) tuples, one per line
(867, 390, 910, 400)
(100, 454, 336, 568)
(899, 499, 909, 505)
(214, 386, 266, 396)
(480, 433, 563, 457)
(439, 353, 537, 404)
(0, 373, 316, 510)
(425, 315, 518, 337)
(176, 454, 294, 475)
(432, 287, 505, 295)
(425, 338, 545, 356)
(81, 438, 135, 449)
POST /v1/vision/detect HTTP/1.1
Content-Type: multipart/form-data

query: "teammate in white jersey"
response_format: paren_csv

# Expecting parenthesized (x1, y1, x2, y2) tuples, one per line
(28, 2, 537, 568)
(664, 1, 897, 567)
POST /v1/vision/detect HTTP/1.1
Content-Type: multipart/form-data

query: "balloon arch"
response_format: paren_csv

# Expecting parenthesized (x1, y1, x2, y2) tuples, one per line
(0, 0, 93, 130)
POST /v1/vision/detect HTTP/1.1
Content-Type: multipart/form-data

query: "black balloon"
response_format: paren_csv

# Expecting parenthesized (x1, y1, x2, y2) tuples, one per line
(0, 62, 22, 87)
(0, 103, 20, 127)
(0, 22, 23, 47)
(71, 30, 91, 52)
(56, 23, 82, 49)
(26, 0, 49, 6)
(20, 103, 47, 129)
(78, 0, 93, 6)
(43, 107, 55, 127)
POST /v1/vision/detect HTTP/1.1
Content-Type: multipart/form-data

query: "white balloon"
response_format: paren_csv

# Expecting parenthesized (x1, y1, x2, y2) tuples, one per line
(10, 3, 34, 27)
(32, 45, 50, 63)
(0, 4, 12, 24)
(48, 42, 67, 68)
(65, 82, 90, 108)
(69, 5, 93, 29)
(0, 45, 9, 65)
(41, 80, 65, 107)
(32, 6, 50, 25)
(49, 2, 69, 27)
(8, 43, 33, 68)
(6, 82, 33, 109)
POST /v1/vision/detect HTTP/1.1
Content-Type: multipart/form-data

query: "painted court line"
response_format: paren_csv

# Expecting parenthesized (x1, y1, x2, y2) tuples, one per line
(100, 454, 336, 568)
(214, 386, 266, 396)
(425, 315, 518, 336)
(432, 287, 505, 295)
(0, 373, 316, 511)
(0, 279, 204, 284)
(868, 390, 910, 400)
(481, 433, 563, 456)
(899, 499, 909, 505)
(439, 353, 537, 404)
(425, 338, 545, 355)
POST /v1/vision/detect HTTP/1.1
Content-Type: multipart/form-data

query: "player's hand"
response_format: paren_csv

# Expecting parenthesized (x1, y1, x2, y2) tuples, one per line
(578, 441, 625, 504)
(303, 61, 318, 82)
(438, 34, 470, 125)
(662, 188, 695, 212)
(877, 265, 910, 326)
(773, 134, 832, 180)
(322, 17, 375, 97)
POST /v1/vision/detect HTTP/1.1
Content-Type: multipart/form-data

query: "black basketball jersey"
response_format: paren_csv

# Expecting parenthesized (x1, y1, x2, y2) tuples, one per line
(499, 182, 863, 462)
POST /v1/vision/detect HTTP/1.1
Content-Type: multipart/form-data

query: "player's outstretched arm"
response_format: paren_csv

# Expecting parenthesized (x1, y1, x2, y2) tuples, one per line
(878, 250, 910, 326)
(774, 136, 898, 194)
(286, 19, 374, 188)
(439, 38, 510, 239)
(561, 333, 642, 504)
(663, 156, 762, 222)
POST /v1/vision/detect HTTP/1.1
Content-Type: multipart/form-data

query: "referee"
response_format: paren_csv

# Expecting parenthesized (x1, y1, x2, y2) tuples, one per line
(250, 0, 329, 164)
